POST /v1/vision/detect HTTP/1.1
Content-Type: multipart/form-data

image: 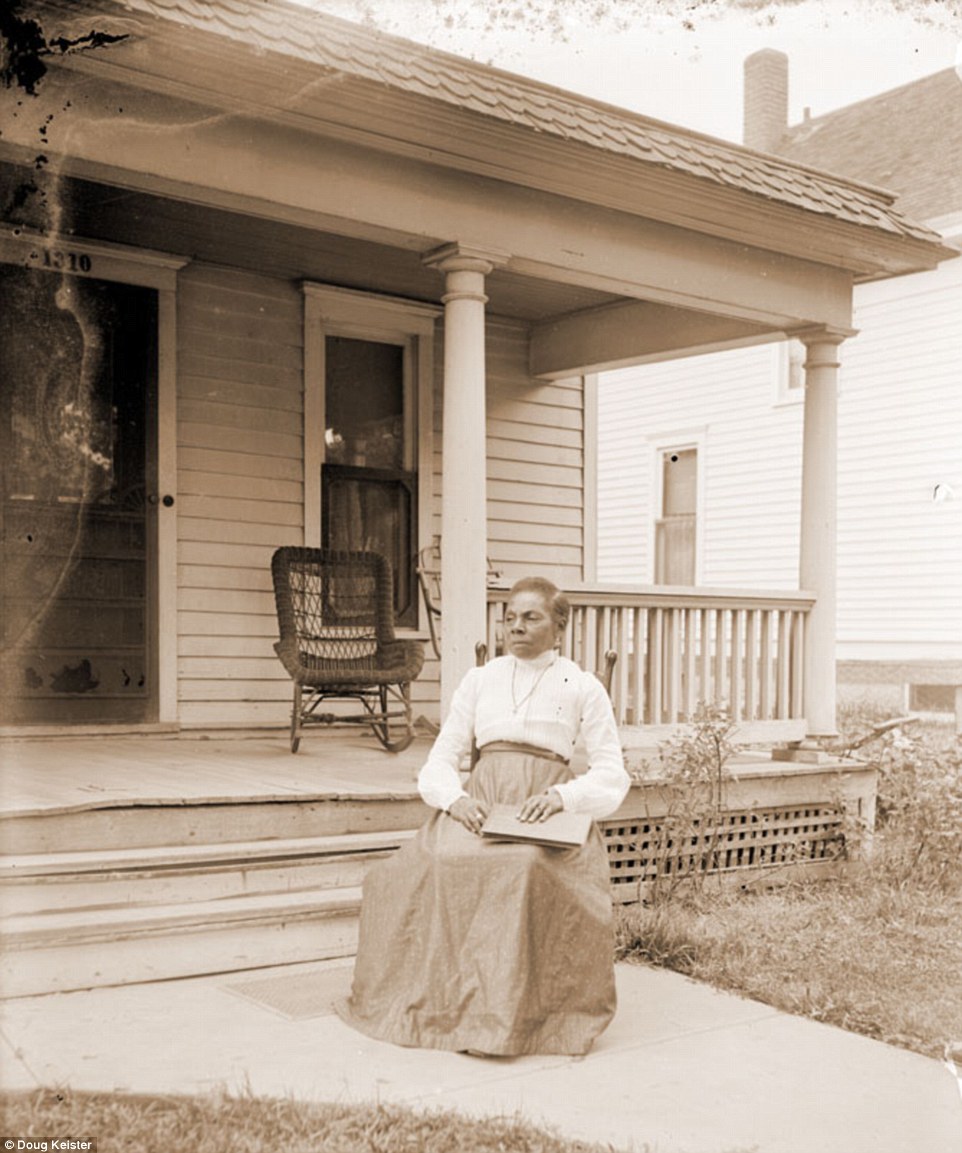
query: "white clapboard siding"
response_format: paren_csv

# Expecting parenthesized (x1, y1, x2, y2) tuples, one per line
(430, 316, 585, 592)
(176, 565, 274, 592)
(487, 320, 584, 586)
(597, 341, 802, 589)
(836, 255, 962, 656)
(176, 264, 304, 727)
(597, 246, 962, 665)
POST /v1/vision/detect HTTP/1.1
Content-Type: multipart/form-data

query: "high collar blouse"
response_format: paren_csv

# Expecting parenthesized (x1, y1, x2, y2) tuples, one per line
(417, 650, 630, 819)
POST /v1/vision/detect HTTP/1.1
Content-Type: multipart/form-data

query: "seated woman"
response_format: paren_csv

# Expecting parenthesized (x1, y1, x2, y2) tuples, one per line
(337, 576, 630, 1057)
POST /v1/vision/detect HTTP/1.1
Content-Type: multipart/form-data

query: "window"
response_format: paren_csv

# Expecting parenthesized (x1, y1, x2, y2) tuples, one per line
(303, 286, 440, 630)
(655, 447, 697, 585)
(322, 335, 416, 625)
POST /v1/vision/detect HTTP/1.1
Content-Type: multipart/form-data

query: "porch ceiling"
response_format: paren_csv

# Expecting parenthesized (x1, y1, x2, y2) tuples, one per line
(0, 165, 622, 325)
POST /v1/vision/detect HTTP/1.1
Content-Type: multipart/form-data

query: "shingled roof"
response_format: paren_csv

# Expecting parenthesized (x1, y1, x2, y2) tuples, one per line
(775, 68, 962, 224)
(96, 0, 942, 246)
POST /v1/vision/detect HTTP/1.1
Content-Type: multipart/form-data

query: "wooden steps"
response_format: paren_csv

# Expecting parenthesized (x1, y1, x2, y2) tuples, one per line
(1, 886, 364, 998)
(1, 794, 429, 855)
(0, 806, 421, 998)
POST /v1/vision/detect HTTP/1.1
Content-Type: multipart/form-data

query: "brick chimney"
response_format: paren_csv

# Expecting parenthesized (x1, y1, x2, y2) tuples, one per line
(743, 49, 788, 151)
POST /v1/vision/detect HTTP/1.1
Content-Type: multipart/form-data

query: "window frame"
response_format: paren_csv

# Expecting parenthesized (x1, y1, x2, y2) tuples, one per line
(302, 283, 440, 634)
(648, 430, 706, 586)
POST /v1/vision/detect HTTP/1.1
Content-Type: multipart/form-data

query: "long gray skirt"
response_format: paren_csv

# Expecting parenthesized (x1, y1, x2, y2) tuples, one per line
(337, 748, 616, 1056)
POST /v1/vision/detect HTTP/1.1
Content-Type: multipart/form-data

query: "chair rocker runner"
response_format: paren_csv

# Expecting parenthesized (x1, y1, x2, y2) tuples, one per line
(271, 547, 425, 753)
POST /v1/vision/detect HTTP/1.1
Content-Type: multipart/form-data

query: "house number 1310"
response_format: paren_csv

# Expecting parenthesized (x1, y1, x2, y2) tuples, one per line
(40, 248, 93, 273)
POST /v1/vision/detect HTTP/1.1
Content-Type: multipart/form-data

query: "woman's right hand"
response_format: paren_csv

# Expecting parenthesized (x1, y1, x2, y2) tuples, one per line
(448, 795, 489, 836)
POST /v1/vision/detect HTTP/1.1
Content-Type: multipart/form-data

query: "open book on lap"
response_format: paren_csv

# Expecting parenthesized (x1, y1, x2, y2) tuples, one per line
(480, 803, 592, 849)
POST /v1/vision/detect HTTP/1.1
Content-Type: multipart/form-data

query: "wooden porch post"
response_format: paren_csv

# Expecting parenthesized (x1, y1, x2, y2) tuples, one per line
(423, 243, 508, 715)
(798, 329, 848, 739)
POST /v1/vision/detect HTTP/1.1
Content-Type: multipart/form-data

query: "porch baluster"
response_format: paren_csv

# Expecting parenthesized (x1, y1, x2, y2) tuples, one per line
(648, 607, 665, 724)
(682, 608, 697, 719)
(744, 609, 759, 721)
(759, 609, 773, 720)
(667, 609, 682, 723)
(714, 609, 728, 715)
(698, 608, 712, 716)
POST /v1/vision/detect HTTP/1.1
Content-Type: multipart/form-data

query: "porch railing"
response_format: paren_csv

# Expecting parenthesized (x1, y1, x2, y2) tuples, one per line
(486, 585, 815, 733)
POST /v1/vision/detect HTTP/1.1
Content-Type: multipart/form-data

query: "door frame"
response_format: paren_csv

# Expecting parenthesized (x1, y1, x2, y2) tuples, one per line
(0, 227, 188, 728)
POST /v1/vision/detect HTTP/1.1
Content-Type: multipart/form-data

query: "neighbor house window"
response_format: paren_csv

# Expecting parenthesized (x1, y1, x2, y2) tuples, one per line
(303, 285, 440, 630)
(654, 446, 697, 585)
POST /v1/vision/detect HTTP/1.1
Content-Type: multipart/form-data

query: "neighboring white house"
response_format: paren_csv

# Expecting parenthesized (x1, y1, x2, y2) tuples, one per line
(596, 55, 962, 726)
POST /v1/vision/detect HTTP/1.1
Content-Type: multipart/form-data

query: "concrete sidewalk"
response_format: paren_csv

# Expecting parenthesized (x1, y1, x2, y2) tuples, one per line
(1, 960, 958, 1153)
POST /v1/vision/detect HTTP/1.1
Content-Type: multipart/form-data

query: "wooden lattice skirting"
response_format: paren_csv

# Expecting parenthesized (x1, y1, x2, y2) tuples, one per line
(599, 761, 877, 904)
(601, 803, 845, 903)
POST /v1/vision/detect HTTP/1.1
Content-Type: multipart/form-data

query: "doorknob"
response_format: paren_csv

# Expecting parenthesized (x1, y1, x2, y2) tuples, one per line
(162, 494, 175, 508)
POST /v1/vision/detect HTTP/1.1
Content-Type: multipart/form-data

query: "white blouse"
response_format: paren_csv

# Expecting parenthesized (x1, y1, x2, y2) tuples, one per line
(417, 649, 630, 819)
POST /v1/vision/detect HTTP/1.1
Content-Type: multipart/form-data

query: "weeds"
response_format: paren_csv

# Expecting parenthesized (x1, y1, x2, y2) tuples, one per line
(866, 724, 962, 894)
(629, 703, 740, 906)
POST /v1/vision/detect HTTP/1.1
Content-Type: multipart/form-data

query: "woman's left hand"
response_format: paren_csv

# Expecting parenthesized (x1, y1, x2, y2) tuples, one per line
(518, 788, 564, 823)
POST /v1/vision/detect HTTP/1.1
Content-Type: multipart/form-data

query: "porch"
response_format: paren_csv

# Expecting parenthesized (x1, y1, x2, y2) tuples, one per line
(0, 723, 873, 998)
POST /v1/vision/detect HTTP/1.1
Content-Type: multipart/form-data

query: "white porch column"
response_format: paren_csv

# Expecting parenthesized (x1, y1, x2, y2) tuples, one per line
(799, 330, 848, 739)
(423, 243, 509, 716)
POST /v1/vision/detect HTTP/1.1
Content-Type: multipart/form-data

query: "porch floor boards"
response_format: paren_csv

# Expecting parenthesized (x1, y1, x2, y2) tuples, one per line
(0, 731, 429, 819)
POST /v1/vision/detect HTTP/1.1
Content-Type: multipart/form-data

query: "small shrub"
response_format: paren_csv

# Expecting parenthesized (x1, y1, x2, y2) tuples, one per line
(636, 703, 739, 906)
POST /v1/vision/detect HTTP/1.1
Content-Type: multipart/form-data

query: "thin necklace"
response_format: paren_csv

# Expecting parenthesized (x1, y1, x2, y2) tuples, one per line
(511, 658, 552, 714)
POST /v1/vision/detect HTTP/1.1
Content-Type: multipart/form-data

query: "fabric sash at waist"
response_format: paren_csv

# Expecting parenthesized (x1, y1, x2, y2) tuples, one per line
(477, 741, 569, 766)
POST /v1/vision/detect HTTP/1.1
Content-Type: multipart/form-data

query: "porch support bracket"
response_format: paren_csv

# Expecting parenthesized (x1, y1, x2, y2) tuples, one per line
(422, 242, 510, 715)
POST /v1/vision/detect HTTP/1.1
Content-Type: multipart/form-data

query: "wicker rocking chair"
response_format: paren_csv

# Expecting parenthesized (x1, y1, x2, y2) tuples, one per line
(271, 547, 425, 753)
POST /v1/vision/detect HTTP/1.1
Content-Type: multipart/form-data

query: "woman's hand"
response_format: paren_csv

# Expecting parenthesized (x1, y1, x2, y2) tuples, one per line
(448, 795, 490, 835)
(518, 788, 563, 823)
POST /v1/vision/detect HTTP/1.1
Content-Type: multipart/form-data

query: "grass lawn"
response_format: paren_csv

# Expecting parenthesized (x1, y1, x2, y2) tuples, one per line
(0, 1091, 633, 1153)
(616, 712, 962, 1061)
(616, 876, 962, 1059)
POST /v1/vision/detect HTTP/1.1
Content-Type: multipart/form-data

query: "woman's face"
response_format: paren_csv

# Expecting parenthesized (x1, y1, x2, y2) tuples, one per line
(504, 591, 560, 660)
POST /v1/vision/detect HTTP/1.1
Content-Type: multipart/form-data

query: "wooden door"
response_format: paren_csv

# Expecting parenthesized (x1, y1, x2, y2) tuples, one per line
(0, 265, 159, 723)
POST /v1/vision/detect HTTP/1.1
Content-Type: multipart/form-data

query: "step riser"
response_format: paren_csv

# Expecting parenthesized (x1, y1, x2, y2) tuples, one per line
(1, 910, 360, 998)
(1, 797, 429, 855)
(0, 851, 391, 917)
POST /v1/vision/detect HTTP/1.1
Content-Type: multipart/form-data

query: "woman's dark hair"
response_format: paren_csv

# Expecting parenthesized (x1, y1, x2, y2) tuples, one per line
(507, 576, 570, 632)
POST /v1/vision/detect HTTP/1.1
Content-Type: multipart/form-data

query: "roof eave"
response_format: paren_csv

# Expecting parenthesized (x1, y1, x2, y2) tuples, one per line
(32, 0, 954, 280)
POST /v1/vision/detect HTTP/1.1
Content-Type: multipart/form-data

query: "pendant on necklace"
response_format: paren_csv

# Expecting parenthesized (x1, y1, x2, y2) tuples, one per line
(511, 660, 550, 713)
